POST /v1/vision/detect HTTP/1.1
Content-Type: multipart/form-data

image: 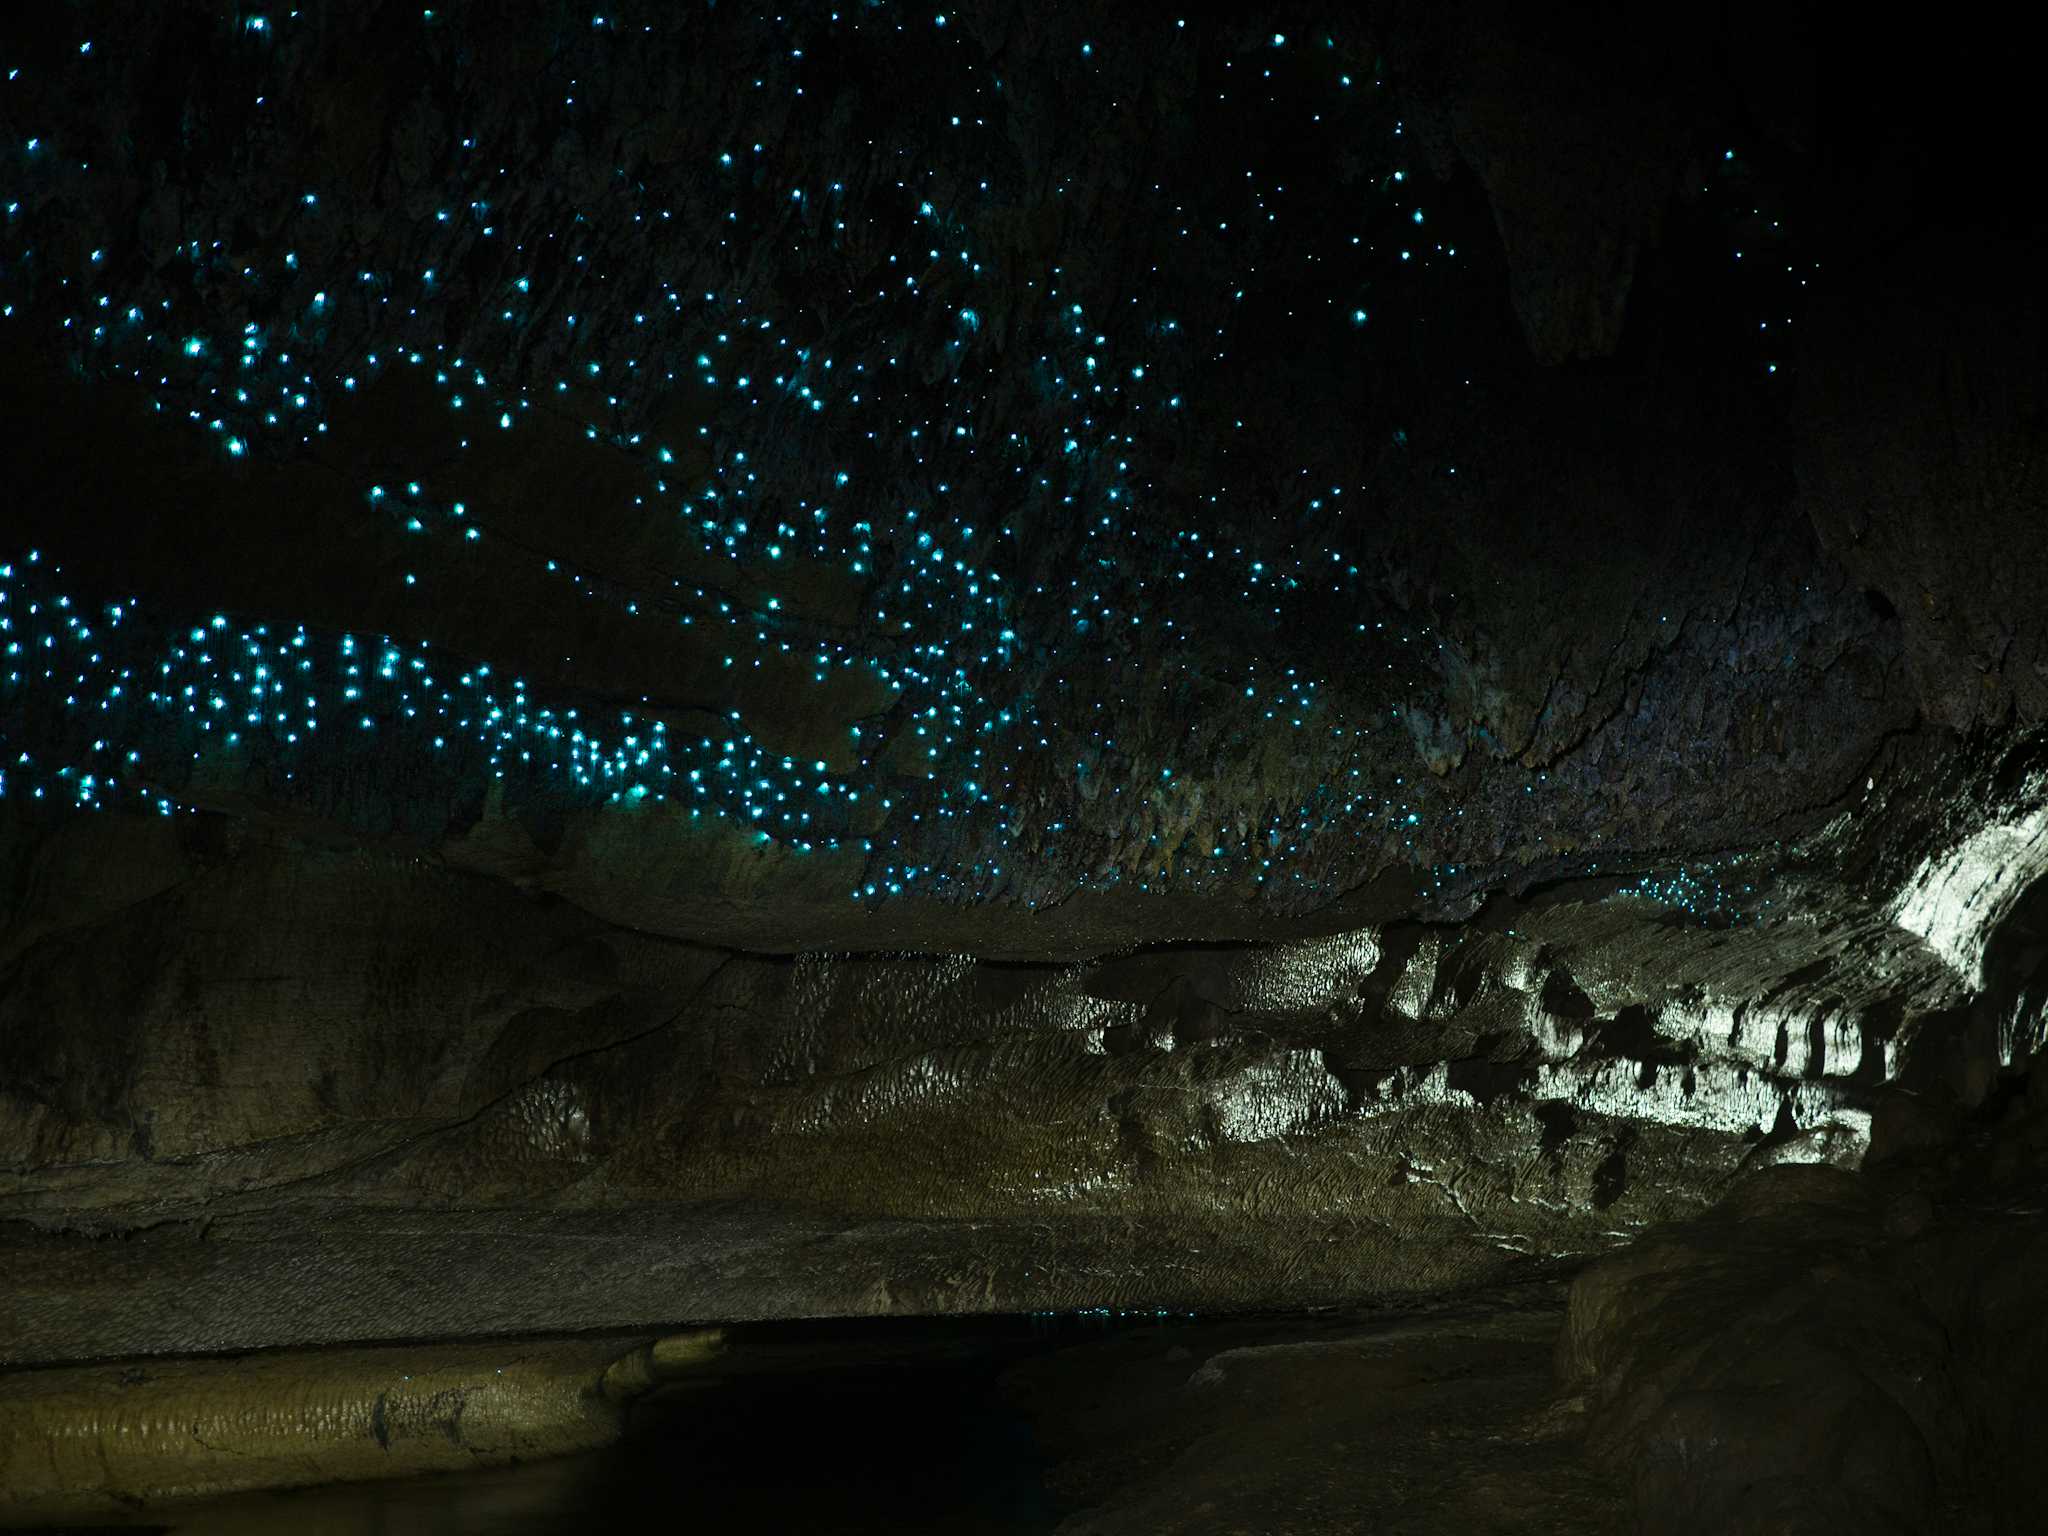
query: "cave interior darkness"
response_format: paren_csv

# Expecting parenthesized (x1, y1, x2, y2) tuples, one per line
(1, 3, 2046, 1533)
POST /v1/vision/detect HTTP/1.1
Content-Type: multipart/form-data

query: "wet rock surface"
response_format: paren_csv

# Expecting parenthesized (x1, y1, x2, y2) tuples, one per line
(5, 730, 2048, 1360)
(0, 1330, 716, 1524)
(0, 746, 2003, 1358)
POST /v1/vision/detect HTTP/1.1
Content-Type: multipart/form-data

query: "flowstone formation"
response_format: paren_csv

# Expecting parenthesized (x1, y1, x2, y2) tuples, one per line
(1, 2, 2046, 1522)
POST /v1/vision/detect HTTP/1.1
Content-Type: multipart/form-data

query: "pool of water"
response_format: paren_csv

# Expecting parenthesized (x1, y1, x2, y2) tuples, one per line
(10, 1286, 1605, 1536)
(46, 1314, 1164, 1536)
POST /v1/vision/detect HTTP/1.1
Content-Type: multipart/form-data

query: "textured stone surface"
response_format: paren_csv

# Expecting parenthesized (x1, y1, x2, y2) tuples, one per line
(0, 0, 1934, 930)
(5, 727, 2048, 1361)
(1560, 1093, 2048, 1534)
(0, 1330, 724, 1522)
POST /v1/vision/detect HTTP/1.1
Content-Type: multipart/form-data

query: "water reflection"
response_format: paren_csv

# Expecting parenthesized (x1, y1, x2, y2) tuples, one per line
(85, 1315, 1160, 1535)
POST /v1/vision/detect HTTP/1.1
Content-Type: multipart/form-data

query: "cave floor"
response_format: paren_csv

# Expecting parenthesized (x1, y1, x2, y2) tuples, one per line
(19, 1280, 1623, 1535)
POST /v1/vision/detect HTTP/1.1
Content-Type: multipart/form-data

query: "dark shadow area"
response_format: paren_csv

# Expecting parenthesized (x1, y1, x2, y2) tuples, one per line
(28, 1312, 1200, 1536)
(18, 1299, 1589, 1535)
(591, 1349, 1058, 1534)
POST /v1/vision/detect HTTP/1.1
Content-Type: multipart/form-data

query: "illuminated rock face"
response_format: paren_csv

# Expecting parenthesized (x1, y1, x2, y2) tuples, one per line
(0, 1331, 723, 1523)
(1, 749, 2039, 1362)
(0, 0, 2045, 1370)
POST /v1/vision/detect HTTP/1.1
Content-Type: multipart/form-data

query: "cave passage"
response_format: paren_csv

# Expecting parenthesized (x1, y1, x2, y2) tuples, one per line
(2, 0, 2044, 1531)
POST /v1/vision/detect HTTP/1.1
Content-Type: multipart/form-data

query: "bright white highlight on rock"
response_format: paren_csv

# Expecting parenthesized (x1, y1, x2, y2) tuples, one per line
(1892, 773, 2048, 990)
